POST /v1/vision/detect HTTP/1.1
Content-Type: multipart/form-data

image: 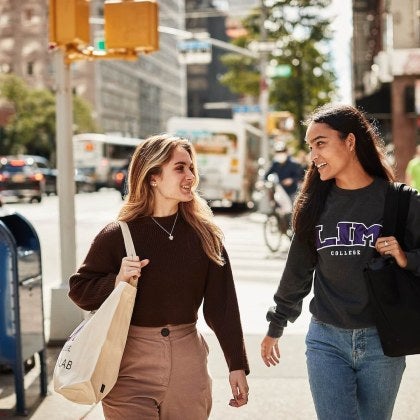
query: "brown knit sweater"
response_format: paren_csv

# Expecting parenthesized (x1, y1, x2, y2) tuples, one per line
(68, 212, 249, 374)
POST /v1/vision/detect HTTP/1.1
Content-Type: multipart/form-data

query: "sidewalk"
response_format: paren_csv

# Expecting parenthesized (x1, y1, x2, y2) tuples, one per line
(2, 333, 420, 419)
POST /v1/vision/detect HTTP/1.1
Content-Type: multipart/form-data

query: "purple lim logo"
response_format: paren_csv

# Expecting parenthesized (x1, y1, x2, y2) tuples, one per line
(316, 222, 382, 250)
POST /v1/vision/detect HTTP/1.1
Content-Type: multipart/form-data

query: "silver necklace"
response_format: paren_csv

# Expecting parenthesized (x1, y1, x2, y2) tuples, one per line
(151, 212, 178, 240)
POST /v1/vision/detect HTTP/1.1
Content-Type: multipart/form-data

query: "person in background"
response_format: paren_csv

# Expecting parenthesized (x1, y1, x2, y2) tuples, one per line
(261, 104, 420, 420)
(405, 144, 420, 191)
(264, 141, 304, 200)
(69, 134, 249, 419)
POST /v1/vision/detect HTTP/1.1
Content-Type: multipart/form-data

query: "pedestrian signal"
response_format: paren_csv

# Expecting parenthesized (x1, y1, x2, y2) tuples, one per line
(104, 0, 159, 53)
(49, 0, 90, 47)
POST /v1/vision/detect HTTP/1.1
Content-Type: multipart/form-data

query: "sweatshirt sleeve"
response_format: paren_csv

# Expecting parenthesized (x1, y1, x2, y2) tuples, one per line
(203, 248, 249, 375)
(266, 235, 316, 338)
(404, 189, 420, 276)
(68, 222, 125, 311)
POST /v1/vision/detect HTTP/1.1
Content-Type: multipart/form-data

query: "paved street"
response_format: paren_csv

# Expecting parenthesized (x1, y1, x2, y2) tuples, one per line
(1, 190, 420, 419)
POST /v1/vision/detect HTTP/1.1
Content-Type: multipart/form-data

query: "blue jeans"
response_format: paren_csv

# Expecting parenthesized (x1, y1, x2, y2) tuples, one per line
(305, 318, 405, 420)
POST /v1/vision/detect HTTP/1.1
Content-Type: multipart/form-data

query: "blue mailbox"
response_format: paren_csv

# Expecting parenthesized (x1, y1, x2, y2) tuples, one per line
(0, 211, 47, 416)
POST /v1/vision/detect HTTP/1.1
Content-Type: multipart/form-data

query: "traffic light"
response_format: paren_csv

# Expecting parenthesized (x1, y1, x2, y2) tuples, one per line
(49, 0, 90, 47)
(104, 0, 159, 53)
(267, 111, 295, 135)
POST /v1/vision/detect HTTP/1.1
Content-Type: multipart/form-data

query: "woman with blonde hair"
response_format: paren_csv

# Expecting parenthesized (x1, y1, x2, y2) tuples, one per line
(69, 134, 249, 419)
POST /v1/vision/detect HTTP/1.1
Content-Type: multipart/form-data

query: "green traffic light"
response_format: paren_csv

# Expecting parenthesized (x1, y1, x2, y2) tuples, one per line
(96, 39, 106, 51)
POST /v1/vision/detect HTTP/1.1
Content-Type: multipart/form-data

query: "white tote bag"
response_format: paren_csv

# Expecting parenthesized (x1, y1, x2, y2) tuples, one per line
(53, 221, 137, 404)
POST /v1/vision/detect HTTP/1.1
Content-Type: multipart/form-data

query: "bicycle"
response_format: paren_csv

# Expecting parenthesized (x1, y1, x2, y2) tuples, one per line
(255, 176, 293, 253)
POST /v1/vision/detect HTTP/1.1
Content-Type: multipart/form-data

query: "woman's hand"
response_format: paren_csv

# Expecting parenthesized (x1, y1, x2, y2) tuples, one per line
(115, 256, 150, 286)
(261, 336, 280, 367)
(228, 370, 249, 408)
(375, 236, 407, 268)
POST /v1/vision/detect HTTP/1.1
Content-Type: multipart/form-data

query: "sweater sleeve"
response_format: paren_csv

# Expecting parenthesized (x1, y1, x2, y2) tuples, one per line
(266, 235, 316, 338)
(203, 248, 249, 375)
(404, 189, 420, 276)
(68, 222, 125, 311)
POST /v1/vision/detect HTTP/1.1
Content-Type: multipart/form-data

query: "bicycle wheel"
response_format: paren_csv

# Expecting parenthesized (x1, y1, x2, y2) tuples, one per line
(264, 213, 282, 252)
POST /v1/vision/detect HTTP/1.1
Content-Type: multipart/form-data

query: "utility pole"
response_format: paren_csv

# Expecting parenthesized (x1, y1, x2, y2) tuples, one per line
(258, 0, 270, 168)
(49, 49, 82, 343)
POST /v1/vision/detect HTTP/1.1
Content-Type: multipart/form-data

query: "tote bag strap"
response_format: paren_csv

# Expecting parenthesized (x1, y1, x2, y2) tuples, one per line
(118, 221, 138, 287)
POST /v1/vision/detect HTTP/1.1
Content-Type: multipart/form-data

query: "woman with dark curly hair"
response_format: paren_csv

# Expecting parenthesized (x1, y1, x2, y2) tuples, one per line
(261, 104, 420, 419)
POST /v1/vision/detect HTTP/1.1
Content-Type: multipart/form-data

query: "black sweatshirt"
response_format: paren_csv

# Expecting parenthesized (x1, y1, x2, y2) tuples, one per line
(267, 178, 420, 338)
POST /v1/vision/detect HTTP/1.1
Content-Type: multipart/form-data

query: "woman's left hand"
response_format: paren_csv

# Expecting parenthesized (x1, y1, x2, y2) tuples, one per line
(228, 370, 249, 408)
(375, 236, 408, 268)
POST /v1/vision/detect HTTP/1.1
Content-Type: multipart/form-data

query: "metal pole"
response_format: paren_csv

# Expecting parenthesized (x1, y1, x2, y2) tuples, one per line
(157, 25, 258, 59)
(55, 48, 77, 284)
(49, 48, 82, 344)
(259, 0, 270, 167)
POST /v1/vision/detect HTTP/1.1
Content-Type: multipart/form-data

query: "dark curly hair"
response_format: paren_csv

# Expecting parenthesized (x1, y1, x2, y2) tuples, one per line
(293, 103, 395, 253)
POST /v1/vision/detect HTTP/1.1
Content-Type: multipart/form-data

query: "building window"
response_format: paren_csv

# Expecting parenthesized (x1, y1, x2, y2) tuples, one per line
(0, 11, 10, 26)
(23, 8, 34, 22)
(0, 63, 11, 73)
(27, 61, 34, 75)
(22, 7, 40, 24)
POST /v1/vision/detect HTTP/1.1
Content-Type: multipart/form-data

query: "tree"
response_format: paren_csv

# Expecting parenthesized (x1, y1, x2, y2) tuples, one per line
(219, 0, 337, 147)
(0, 74, 99, 161)
(73, 94, 98, 135)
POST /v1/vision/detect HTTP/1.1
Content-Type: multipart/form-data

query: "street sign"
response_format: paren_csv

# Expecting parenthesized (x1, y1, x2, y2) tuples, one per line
(177, 40, 212, 64)
(266, 64, 292, 78)
(248, 40, 277, 53)
(232, 104, 261, 113)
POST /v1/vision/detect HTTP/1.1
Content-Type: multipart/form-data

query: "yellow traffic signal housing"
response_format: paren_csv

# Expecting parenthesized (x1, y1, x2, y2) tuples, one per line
(104, 0, 159, 53)
(267, 111, 295, 135)
(49, 0, 90, 47)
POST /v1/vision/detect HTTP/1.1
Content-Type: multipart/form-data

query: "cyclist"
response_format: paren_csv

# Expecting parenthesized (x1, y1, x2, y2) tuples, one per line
(264, 141, 304, 202)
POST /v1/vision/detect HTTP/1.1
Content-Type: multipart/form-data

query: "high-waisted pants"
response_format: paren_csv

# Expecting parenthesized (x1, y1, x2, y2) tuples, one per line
(102, 323, 212, 420)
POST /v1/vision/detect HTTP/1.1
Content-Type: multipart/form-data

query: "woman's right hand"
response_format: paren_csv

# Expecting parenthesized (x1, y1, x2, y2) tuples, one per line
(261, 335, 280, 367)
(115, 256, 150, 286)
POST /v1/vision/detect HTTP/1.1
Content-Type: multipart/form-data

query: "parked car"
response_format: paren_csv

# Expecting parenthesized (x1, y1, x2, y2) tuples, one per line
(0, 156, 45, 203)
(21, 156, 96, 195)
(21, 155, 57, 195)
(75, 168, 96, 193)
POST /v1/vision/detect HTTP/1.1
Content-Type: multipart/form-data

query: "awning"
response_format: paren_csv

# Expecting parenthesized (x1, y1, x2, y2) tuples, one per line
(356, 83, 391, 117)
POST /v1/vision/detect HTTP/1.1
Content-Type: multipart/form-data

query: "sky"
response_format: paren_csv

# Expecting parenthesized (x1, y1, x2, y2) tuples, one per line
(328, 0, 353, 103)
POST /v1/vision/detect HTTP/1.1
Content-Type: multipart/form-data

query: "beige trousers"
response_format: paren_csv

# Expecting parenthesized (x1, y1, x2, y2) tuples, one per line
(102, 323, 212, 420)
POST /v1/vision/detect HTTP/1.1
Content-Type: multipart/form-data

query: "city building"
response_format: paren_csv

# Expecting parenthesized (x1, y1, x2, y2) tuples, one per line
(0, 0, 187, 139)
(352, 0, 420, 180)
(85, 0, 187, 138)
(185, 0, 240, 118)
(0, 0, 52, 89)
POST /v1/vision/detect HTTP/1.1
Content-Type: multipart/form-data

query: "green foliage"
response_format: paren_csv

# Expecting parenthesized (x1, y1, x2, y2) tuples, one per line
(0, 74, 99, 160)
(73, 95, 99, 134)
(219, 0, 337, 147)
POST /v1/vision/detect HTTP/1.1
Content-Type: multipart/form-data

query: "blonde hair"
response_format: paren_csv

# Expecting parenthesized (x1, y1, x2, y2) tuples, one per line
(118, 134, 225, 265)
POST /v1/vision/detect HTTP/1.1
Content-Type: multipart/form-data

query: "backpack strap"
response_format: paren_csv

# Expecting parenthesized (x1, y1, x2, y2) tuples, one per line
(382, 182, 412, 251)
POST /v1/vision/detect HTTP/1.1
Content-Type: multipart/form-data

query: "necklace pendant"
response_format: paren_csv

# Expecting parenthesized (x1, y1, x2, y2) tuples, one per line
(151, 212, 178, 241)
